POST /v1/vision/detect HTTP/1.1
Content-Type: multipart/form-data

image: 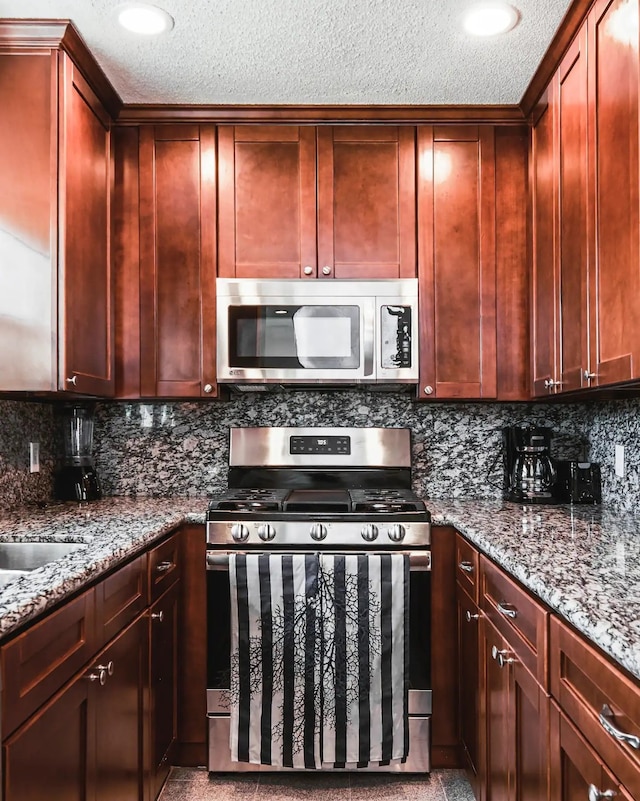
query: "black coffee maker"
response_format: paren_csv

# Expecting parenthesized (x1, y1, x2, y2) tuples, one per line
(502, 425, 558, 504)
(54, 405, 102, 502)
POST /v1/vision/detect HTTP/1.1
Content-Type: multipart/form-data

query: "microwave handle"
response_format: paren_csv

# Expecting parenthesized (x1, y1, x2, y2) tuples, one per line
(364, 308, 374, 376)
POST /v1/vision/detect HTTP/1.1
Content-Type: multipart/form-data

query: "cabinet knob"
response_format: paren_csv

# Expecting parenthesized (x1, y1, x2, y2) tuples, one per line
(583, 370, 597, 381)
(588, 785, 617, 801)
(424, 385, 434, 396)
(66, 376, 77, 386)
(155, 560, 174, 574)
(465, 610, 480, 622)
(544, 378, 562, 390)
(459, 561, 474, 574)
(203, 383, 213, 394)
(96, 661, 114, 677)
(322, 265, 332, 276)
(151, 611, 165, 622)
(303, 266, 313, 276)
(85, 668, 107, 686)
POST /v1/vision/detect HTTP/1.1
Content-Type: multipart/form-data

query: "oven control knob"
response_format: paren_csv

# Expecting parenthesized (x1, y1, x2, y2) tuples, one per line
(257, 524, 276, 542)
(361, 523, 379, 542)
(310, 523, 328, 541)
(231, 523, 250, 543)
(388, 523, 406, 542)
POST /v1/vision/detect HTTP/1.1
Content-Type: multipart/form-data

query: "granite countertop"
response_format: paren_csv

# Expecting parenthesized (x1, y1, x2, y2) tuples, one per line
(428, 499, 640, 682)
(0, 496, 638, 684)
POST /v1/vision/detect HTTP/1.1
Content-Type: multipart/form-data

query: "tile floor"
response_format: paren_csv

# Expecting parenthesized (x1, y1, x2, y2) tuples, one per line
(159, 767, 476, 800)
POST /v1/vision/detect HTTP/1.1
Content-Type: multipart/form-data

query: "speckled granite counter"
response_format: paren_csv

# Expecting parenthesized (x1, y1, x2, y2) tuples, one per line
(0, 497, 638, 686)
(0, 497, 206, 639)
(428, 500, 640, 682)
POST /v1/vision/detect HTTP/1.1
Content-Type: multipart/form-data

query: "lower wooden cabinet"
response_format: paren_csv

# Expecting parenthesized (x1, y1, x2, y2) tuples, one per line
(550, 702, 634, 801)
(4, 615, 147, 801)
(1, 529, 184, 801)
(456, 585, 483, 799)
(149, 580, 180, 801)
(480, 617, 549, 801)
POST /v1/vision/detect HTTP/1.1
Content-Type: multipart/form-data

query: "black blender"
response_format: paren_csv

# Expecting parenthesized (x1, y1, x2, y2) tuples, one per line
(54, 405, 102, 502)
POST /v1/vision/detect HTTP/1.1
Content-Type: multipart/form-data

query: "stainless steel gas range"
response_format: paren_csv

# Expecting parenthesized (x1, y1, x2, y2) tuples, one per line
(205, 426, 432, 772)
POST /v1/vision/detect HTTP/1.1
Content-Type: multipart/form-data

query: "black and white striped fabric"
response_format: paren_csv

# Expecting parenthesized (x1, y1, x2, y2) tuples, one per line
(228, 552, 409, 769)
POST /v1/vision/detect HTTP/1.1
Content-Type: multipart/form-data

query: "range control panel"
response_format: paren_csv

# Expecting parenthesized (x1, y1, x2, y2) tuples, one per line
(289, 435, 351, 455)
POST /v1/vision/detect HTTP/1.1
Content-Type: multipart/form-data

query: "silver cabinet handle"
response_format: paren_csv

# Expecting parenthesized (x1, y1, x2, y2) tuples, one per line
(203, 383, 213, 394)
(322, 265, 332, 276)
(544, 378, 562, 389)
(599, 704, 640, 749)
(465, 610, 479, 622)
(583, 370, 597, 381)
(151, 611, 165, 622)
(497, 601, 518, 619)
(96, 661, 114, 677)
(156, 561, 174, 573)
(303, 266, 313, 276)
(588, 785, 617, 800)
(459, 561, 474, 573)
(424, 385, 434, 395)
(491, 645, 507, 660)
(66, 376, 77, 386)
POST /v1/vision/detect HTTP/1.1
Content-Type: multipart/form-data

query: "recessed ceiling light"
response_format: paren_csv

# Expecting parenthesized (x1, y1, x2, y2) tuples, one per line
(116, 3, 175, 36)
(463, 2, 520, 37)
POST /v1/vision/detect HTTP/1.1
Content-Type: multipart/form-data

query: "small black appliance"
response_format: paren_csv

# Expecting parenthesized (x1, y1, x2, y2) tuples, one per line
(553, 461, 602, 504)
(502, 425, 559, 504)
(54, 405, 102, 502)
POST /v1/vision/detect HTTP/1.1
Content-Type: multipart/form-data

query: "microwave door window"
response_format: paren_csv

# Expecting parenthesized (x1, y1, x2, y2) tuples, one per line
(292, 306, 360, 368)
(230, 306, 303, 368)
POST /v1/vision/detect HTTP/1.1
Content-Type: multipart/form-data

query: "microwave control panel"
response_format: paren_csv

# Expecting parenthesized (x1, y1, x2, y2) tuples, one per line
(381, 306, 412, 368)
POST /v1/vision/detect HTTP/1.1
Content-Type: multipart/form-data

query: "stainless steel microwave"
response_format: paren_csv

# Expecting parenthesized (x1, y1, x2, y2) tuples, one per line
(216, 278, 419, 386)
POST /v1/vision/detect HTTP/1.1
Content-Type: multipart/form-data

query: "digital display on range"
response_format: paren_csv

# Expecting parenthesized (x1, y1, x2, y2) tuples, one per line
(289, 436, 351, 455)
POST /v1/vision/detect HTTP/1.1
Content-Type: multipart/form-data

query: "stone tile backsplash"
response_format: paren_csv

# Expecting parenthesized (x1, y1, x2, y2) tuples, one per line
(1, 393, 639, 512)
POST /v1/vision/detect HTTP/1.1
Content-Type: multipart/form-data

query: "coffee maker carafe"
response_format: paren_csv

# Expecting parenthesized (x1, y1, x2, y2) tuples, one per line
(503, 425, 558, 504)
(54, 405, 102, 502)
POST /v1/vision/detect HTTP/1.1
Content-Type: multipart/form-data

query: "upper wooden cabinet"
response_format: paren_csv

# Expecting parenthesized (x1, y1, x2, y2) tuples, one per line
(531, 0, 640, 396)
(0, 25, 115, 395)
(417, 125, 528, 401)
(218, 125, 416, 279)
(114, 124, 218, 398)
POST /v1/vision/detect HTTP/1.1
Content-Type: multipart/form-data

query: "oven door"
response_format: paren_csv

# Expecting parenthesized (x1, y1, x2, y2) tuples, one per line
(205, 550, 431, 772)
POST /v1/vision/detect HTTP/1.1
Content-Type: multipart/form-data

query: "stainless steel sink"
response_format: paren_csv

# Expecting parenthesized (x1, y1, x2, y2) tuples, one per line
(0, 542, 87, 589)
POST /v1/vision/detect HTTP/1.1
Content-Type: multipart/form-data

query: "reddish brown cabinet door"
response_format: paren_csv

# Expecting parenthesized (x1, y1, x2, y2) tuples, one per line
(94, 617, 147, 801)
(558, 29, 590, 393)
(588, 0, 640, 386)
(550, 702, 628, 801)
(138, 125, 217, 397)
(482, 617, 549, 801)
(59, 53, 114, 396)
(457, 586, 483, 798)
(317, 126, 416, 279)
(531, 85, 560, 398)
(218, 125, 317, 278)
(417, 126, 497, 400)
(4, 676, 93, 801)
(149, 581, 180, 801)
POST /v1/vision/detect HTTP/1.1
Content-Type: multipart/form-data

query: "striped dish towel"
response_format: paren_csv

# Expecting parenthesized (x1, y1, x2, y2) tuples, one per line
(228, 552, 409, 769)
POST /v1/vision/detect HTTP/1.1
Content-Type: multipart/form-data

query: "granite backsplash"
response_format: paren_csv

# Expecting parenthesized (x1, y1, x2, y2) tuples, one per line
(1, 394, 638, 512)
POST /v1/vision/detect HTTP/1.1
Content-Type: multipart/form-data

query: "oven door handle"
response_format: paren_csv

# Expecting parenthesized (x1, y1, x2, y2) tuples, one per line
(206, 551, 431, 570)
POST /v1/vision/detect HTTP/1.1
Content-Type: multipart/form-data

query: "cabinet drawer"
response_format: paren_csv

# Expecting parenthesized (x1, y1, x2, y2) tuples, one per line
(1, 587, 96, 737)
(550, 616, 640, 799)
(148, 533, 180, 603)
(455, 534, 479, 600)
(96, 554, 147, 645)
(479, 555, 548, 686)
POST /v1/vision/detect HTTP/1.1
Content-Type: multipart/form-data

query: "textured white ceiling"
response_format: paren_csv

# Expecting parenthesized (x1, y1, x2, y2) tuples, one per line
(0, 0, 574, 105)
